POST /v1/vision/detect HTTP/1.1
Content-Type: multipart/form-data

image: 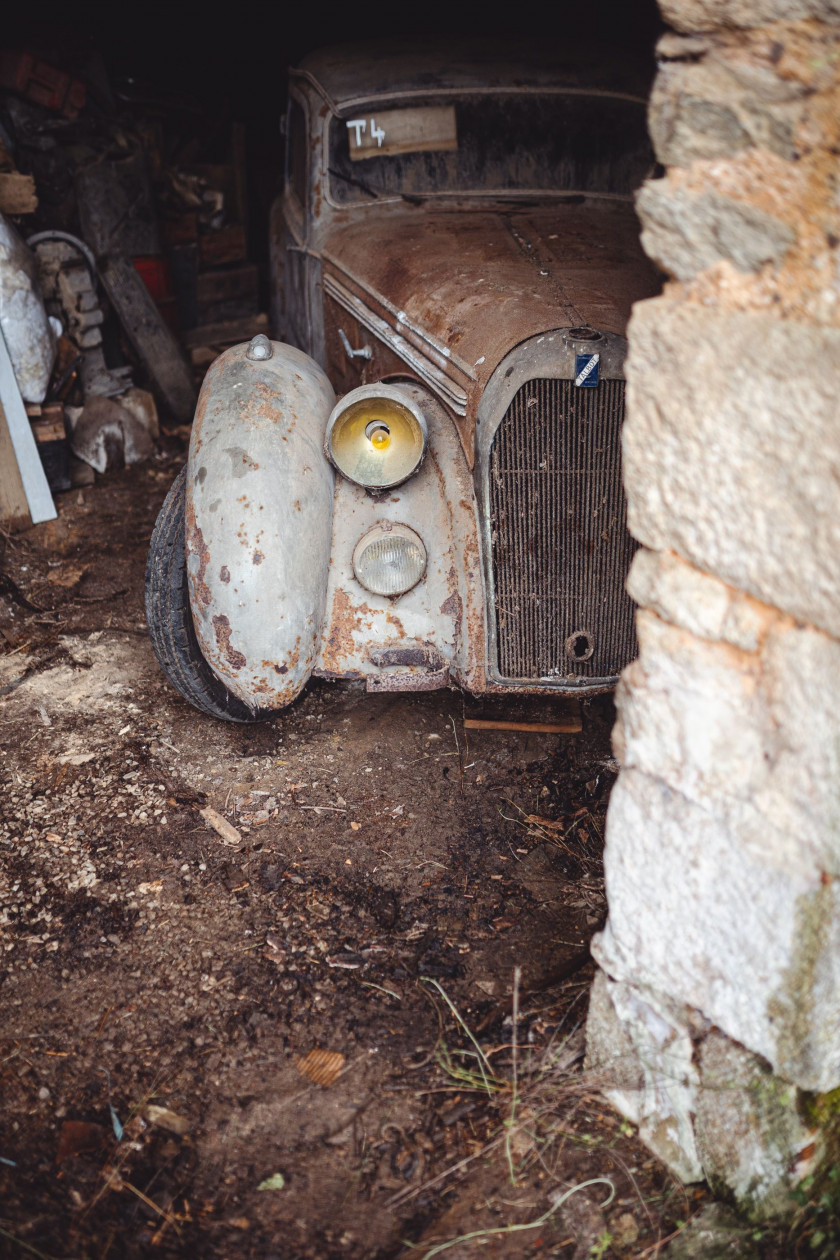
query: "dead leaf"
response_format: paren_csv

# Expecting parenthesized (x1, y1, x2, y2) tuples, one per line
(200, 805, 241, 847)
(524, 814, 564, 831)
(47, 565, 87, 588)
(144, 1105, 190, 1136)
(295, 1049, 346, 1087)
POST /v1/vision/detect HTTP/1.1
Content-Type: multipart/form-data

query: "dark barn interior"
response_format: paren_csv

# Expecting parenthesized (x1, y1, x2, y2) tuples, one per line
(0, 3, 754, 1258)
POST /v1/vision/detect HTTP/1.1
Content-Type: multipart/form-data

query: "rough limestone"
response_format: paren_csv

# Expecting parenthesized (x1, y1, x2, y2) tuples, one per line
(636, 183, 795, 279)
(694, 1031, 819, 1219)
(660, 0, 840, 31)
(588, 0, 840, 1219)
(649, 35, 809, 165)
(623, 299, 840, 640)
(586, 970, 703, 1183)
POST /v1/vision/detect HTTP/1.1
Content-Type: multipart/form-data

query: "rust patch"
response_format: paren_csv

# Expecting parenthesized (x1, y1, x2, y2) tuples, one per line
(385, 611, 405, 637)
(441, 590, 462, 622)
(442, 583, 465, 653)
(253, 551, 264, 565)
(320, 588, 373, 674)
(219, 565, 230, 584)
(184, 497, 212, 609)
(239, 379, 286, 428)
(366, 667, 450, 693)
(211, 614, 246, 671)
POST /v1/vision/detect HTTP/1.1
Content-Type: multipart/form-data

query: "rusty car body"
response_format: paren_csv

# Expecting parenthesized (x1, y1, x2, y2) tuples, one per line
(146, 42, 660, 721)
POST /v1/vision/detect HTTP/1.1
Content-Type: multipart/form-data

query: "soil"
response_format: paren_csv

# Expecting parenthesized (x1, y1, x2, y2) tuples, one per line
(0, 454, 708, 1259)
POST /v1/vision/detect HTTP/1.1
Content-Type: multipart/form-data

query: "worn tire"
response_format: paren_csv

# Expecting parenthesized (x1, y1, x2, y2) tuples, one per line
(145, 467, 276, 723)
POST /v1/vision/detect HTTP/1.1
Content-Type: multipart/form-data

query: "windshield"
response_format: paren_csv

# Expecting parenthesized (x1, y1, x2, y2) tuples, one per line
(328, 92, 653, 204)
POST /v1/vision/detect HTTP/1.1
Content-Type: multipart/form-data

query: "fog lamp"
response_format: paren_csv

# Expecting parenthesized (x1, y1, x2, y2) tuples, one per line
(352, 523, 427, 597)
(325, 384, 427, 489)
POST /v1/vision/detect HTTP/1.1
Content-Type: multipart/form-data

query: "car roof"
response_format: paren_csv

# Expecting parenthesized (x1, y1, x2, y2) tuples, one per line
(294, 40, 651, 109)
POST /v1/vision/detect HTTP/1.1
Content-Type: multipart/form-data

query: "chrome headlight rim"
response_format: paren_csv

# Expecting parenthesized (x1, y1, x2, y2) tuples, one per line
(324, 382, 428, 490)
(352, 521, 427, 597)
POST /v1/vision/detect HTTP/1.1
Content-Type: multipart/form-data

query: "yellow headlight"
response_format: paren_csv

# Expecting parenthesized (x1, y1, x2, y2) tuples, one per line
(325, 384, 427, 489)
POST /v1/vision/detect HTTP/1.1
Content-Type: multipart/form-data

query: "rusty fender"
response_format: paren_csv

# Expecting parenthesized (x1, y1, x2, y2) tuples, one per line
(186, 341, 336, 709)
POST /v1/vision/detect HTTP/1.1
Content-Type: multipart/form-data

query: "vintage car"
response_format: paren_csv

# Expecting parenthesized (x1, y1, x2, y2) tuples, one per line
(146, 42, 660, 722)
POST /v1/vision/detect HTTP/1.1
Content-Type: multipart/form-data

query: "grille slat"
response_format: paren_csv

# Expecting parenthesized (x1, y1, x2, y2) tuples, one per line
(489, 377, 637, 681)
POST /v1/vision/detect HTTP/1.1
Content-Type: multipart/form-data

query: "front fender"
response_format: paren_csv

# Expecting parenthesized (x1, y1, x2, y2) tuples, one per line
(185, 340, 336, 709)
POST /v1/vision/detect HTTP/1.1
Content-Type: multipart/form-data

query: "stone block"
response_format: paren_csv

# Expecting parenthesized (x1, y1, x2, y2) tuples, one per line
(649, 39, 806, 164)
(626, 549, 774, 652)
(659, 0, 840, 32)
(585, 970, 704, 1182)
(593, 767, 840, 1092)
(694, 1031, 819, 1219)
(623, 298, 840, 639)
(636, 182, 795, 280)
(616, 607, 840, 872)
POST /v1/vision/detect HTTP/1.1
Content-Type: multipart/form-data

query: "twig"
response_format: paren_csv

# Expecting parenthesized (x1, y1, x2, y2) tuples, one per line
(0, 1225, 59, 1260)
(504, 965, 522, 1185)
(448, 715, 463, 793)
(358, 980, 401, 1000)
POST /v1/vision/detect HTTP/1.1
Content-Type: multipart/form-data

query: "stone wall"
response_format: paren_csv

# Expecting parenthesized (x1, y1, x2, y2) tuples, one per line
(586, 0, 840, 1218)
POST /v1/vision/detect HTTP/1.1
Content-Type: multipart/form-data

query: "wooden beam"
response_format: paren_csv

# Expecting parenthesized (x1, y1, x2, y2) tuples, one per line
(463, 717, 582, 735)
(97, 255, 196, 423)
(0, 327, 55, 524)
(0, 396, 30, 526)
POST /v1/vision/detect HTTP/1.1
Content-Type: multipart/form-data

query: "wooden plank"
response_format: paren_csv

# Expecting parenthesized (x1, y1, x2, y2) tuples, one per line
(97, 255, 196, 423)
(183, 311, 268, 349)
(0, 397, 30, 526)
(348, 106, 457, 161)
(0, 326, 55, 524)
(0, 172, 37, 215)
(463, 718, 582, 735)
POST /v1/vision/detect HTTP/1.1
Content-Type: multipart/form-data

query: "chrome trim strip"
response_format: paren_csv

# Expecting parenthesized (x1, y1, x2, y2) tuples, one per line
(322, 256, 475, 379)
(323, 273, 468, 416)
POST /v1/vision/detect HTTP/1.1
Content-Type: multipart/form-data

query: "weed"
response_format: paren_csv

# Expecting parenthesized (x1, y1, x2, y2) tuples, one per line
(589, 1229, 614, 1259)
(422, 978, 505, 1097)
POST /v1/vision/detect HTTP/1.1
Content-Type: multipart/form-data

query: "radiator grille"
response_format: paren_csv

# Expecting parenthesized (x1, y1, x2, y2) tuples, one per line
(489, 377, 637, 681)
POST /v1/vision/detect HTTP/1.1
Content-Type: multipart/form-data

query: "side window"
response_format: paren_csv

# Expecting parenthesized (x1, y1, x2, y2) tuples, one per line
(287, 97, 308, 210)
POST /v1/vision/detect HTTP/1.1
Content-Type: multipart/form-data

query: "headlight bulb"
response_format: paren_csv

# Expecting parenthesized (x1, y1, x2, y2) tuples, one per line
(365, 420, 391, 451)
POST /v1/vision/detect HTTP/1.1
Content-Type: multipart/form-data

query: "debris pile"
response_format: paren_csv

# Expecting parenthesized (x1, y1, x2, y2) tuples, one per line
(0, 45, 266, 529)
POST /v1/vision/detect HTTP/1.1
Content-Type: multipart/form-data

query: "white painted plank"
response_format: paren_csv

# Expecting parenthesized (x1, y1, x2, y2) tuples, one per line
(0, 324, 56, 524)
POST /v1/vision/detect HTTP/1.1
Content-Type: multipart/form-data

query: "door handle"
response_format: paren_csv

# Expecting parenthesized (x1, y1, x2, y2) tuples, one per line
(338, 327, 373, 361)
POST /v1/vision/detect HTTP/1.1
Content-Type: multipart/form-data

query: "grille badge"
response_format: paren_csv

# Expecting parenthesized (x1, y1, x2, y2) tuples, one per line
(575, 352, 600, 388)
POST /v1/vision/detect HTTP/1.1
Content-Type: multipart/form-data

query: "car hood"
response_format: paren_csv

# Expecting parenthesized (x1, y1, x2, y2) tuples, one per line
(320, 197, 659, 450)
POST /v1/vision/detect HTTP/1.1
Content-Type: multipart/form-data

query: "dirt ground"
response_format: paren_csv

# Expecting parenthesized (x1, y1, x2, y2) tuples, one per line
(0, 453, 707, 1259)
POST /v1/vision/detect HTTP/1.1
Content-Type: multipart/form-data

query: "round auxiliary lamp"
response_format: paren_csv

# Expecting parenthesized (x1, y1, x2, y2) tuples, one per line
(324, 383, 428, 490)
